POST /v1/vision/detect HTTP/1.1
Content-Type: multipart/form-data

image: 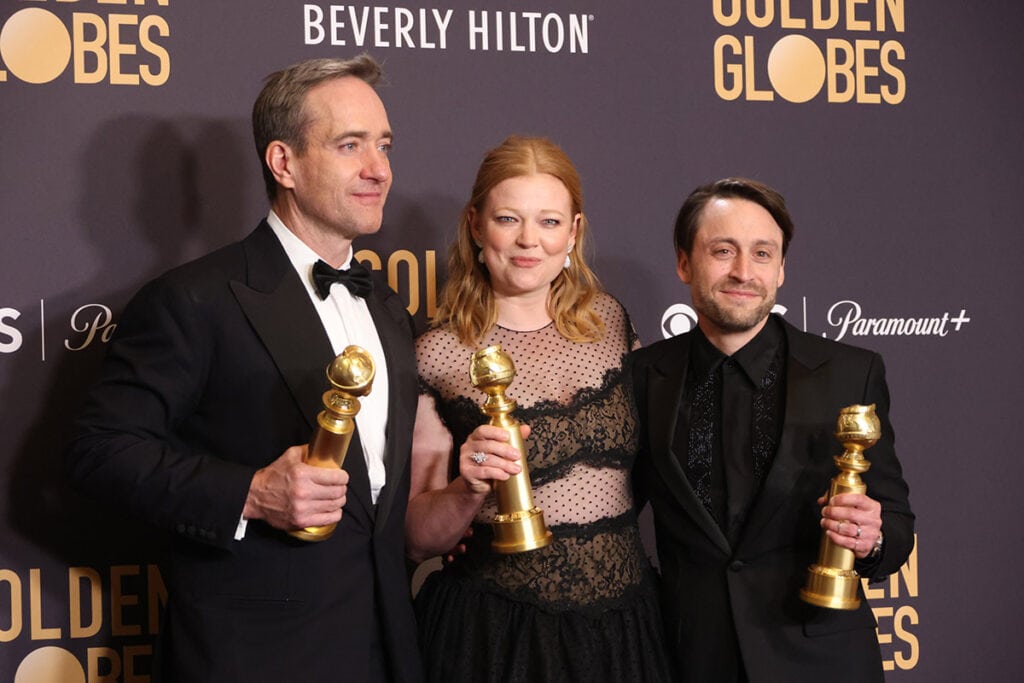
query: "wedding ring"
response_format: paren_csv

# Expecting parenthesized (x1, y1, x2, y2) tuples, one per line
(837, 520, 844, 533)
(470, 452, 488, 465)
(856, 525, 862, 538)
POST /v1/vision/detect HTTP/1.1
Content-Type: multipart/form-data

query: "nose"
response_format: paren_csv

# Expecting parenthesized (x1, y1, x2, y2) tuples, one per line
(515, 220, 539, 247)
(361, 148, 391, 183)
(730, 253, 752, 281)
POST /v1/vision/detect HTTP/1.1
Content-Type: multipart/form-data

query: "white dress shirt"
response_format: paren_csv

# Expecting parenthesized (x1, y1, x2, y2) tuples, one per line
(236, 213, 390, 540)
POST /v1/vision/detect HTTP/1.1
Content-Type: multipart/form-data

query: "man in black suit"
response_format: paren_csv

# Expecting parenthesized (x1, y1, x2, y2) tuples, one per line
(67, 55, 422, 682)
(632, 178, 914, 682)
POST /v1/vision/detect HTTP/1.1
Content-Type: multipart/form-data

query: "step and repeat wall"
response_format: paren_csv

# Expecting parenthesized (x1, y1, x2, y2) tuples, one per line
(2, 1, 1021, 681)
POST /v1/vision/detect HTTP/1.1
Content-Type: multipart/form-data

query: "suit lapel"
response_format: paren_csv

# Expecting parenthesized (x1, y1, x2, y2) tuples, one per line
(648, 337, 731, 554)
(228, 222, 374, 516)
(362, 279, 412, 533)
(737, 320, 829, 545)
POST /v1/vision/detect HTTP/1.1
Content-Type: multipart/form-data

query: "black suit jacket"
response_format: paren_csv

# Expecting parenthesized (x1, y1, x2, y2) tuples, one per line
(68, 221, 423, 682)
(632, 315, 914, 683)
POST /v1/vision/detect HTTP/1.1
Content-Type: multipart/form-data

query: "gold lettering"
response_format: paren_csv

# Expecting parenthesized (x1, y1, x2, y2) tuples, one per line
(30, 568, 61, 639)
(855, 39, 881, 104)
(111, 565, 142, 637)
(389, 250, 421, 315)
(827, 38, 855, 103)
(69, 567, 103, 638)
(893, 605, 920, 669)
(139, 15, 171, 86)
(88, 647, 122, 683)
(424, 250, 438, 319)
(880, 40, 906, 104)
(0, 569, 22, 642)
(713, 0, 742, 27)
(124, 644, 152, 683)
(743, 36, 773, 101)
(108, 14, 140, 85)
(714, 35, 744, 100)
(846, 0, 871, 30)
(873, 605, 895, 671)
(73, 14, 109, 84)
(746, 0, 774, 29)
(813, 0, 840, 29)
(878, 0, 905, 32)
(780, 0, 806, 29)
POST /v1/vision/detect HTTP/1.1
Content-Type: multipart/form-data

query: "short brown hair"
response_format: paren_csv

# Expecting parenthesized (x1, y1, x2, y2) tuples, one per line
(674, 177, 794, 256)
(252, 54, 383, 199)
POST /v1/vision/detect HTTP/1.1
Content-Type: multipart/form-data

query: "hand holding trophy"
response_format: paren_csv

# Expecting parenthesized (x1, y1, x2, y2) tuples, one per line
(289, 346, 375, 542)
(470, 344, 553, 554)
(800, 403, 880, 609)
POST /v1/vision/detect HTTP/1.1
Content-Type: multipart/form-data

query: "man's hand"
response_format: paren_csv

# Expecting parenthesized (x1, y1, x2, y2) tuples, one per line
(243, 445, 349, 531)
(819, 491, 883, 560)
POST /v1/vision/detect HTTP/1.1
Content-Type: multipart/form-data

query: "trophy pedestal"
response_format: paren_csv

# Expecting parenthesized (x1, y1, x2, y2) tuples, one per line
(290, 525, 336, 542)
(491, 506, 552, 554)
(800, 565, 861, 610)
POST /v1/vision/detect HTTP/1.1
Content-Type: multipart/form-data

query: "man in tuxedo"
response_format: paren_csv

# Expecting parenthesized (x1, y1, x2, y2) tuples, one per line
(67, 55, 422, 682)
(632, 178, 914, 682)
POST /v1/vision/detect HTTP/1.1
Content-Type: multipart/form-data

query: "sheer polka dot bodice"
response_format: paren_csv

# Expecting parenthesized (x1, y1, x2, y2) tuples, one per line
(416, 292, 649, 610)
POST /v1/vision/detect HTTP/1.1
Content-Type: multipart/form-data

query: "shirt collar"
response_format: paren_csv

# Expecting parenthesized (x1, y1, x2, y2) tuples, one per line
(266, 210, 353, 295)
(691, 314, 785, 386)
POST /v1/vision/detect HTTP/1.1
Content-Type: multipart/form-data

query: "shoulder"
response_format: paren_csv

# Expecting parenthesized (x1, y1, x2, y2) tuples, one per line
(781, 317, 884, 372)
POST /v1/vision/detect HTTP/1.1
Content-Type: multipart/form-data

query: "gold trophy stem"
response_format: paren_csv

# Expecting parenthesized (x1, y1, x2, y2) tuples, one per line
(289, 346, 374, 543)
(471, 345, 552, 554)
(800, 404, 878, 610)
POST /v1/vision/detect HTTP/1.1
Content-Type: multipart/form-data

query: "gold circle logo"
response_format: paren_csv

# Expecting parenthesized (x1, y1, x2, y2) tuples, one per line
(767, 35, 826, 104)
(0, 9, 72, 84)
(14, 647, 86, 683)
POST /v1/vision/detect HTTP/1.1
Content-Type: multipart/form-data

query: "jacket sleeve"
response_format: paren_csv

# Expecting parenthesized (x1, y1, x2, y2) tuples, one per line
(65, 275, 254, 550)
(855, 352, 915, 579)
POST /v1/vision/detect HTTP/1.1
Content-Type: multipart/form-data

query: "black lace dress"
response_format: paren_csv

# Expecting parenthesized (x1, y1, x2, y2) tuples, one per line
(414, 293, 672, 683)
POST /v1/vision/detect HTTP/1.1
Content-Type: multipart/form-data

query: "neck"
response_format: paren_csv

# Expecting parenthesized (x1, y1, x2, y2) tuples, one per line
(271, 200, 353, 268)
(494, 290, 552, 331)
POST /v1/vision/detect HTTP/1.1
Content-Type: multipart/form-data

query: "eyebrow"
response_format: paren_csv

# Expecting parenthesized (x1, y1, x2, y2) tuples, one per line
(329, 129, 394, 143)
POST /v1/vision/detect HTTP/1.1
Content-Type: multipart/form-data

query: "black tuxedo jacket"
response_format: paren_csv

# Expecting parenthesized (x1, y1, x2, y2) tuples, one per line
(68, 221, 423, 682)
(632, 316, 914, 683)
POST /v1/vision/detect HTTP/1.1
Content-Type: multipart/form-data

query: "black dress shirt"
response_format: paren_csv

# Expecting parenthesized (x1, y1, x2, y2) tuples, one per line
(673, 316, 787, 544)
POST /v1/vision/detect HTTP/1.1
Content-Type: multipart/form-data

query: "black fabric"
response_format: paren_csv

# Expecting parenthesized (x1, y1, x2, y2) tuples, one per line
(312, 258, 373, 299)
(414, 293, 672, 682)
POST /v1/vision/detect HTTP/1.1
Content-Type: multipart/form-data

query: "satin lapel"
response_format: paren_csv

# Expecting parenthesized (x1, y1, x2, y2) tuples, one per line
(363, 285, 412, 533)
(738, 321, 828, 545)
(648, 337, 731, 554)
(228, 222, 374, 516)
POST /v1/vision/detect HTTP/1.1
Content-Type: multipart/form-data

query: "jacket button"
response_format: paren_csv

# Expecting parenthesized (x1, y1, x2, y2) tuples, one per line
(729, 560, 745, 572)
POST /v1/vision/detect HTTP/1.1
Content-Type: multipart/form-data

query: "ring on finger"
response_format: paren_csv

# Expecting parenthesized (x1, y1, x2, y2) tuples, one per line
(470, 451, 488, 465)
(837, 520, 844, 533)
(856, 525, 862, 538)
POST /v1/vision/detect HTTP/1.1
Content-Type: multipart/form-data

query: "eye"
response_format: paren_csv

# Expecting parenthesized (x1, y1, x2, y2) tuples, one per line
(378, 141, 392, 154)
(495, 215, 517, 224)
(541, 218, 561, 227)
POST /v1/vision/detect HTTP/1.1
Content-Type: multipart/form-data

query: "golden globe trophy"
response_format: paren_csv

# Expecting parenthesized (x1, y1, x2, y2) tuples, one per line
(470, 344, 553, 554)
(800, 404, 880, 609)
(288, 346, 375, 542)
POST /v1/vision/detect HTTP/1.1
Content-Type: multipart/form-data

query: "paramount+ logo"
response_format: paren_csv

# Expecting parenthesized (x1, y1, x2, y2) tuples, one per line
(0, 1, 170, 86)
(712, 0, 906, 104)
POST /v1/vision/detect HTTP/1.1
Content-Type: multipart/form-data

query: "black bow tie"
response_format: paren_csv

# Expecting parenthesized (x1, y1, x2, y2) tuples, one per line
(312, 259, 373, 300)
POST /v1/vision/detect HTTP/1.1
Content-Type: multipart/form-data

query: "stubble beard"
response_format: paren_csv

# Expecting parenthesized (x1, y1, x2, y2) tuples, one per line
(695, 286, 776, 334)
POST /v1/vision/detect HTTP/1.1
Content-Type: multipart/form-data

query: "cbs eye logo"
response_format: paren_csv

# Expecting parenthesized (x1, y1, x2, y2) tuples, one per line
(660, 303, 788, 339)
(0, 6, 169, 86)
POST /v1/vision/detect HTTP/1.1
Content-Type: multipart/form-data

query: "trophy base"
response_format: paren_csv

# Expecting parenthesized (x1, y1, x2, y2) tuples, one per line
(491, 507, 553, 554)
(800, 564, 862, 610)
(288, 523, 336, 543)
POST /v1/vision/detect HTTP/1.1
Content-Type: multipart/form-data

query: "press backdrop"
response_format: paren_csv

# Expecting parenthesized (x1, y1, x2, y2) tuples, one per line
(2, 1, 1022, 681)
